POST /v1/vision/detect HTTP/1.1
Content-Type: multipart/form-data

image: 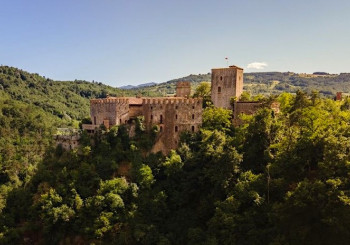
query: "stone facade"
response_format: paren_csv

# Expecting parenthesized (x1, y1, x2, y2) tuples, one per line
(54, 129, 80, 151)
(90, 98, 129, 128)
(233, 101, 280, 125)
(211, 65, 243, 109)
(176, 81, 191, 98)
(232, 101, 262, 126)
(142, 97, 202, 152)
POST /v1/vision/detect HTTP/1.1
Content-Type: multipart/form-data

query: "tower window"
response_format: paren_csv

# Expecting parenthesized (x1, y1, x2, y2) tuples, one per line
(151, 115, 153, 120)
(175, 126, 178, 132)
(192, 126, 195, 132)
(175, 114, 178, 120)
(160, 126, 163, 132)
(218, 87, 221, 93)
(160, 115, 163, 123)
(192, 105, 195, 109)
(94, 116, 96, 125)
(220, 76, 223, 80)
(175, 105, 178, 109)
(192, 114, 195, 119)
(120, 119, 122, 124)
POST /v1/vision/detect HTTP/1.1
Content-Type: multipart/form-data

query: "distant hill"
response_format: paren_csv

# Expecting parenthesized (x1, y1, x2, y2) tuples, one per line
(132, 71, 350, 97)
(119, 82, 157, 90)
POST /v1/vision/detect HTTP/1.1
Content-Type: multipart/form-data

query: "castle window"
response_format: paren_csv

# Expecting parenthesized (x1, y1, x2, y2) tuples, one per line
(192, 114, 195, 119)
(120, 119, 122, 124)
(160, 126, 163, 132)
(218, 87, 221, 93)
(220, 76, 223, 81)
(94, 116, 96, 125)
(160, 115, 163, 124)
(192, 105, 195, 109)
(192, 126, 195, 132)
(175, 105, 178, 109)
(175, 114, 178, 120)
(175, 126, 178, 132)
(151, 115, 153, 120)
(151, 106, 153, 110)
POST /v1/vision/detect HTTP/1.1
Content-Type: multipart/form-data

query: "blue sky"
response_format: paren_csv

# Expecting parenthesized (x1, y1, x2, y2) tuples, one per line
(1, 0, 349, 86)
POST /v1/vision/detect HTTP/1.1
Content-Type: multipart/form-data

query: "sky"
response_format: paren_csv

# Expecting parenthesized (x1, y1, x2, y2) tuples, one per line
(1, 0, 349, 87)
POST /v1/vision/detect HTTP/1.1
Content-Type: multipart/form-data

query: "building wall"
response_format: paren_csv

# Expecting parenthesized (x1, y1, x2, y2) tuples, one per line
(176, 81, 191, 98)
(55, 135, 80, 151)
(211, 66, 243, 109)
(90, 98, 129, 128)
(233, 101, 261, 126)
(142, 97, 202, 154)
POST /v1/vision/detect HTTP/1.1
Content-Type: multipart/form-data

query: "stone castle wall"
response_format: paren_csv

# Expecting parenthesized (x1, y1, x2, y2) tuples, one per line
(90, 98, 129, 128)
(176, 81, 191, 98)
(55, 135, 80, 151)
(211, 66, 243, 109)
(142, 97, 202, 153)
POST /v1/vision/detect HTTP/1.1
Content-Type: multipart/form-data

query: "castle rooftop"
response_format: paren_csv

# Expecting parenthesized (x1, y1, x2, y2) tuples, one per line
(212, 65, 243, 70)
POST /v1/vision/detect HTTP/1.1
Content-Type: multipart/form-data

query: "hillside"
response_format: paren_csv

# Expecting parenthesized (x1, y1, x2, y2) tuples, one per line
(0, 66, 139, 121)
(130, 71, 350, 97)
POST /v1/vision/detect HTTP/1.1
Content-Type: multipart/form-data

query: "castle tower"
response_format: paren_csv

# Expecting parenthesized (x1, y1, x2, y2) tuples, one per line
(176, 81, 191, 98)
(211, 65, 243, 109)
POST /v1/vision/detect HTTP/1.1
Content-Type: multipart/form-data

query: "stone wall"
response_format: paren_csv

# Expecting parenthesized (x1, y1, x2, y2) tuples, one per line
(142, 97, 202, 154)
(233, 101, 261, 126)
(176, 81, 191, 98)
(55, 135, 80, 151)
(90, 98, 129, 128)
(211, 66, 243, 109)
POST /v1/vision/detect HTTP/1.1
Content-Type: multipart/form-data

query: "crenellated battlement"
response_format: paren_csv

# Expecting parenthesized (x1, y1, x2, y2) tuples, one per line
(176, 81, 191, 87)
(90, 98, 129, 105)
(142, 97, 202, 105)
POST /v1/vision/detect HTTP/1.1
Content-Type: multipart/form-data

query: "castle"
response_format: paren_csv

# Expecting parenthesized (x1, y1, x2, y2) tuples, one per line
(57, 65, 277, 153)
(82, 81, 203, 153)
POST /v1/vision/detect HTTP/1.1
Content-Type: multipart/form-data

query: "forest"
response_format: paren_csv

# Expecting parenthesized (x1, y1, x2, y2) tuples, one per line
(1, 67, 350, 244)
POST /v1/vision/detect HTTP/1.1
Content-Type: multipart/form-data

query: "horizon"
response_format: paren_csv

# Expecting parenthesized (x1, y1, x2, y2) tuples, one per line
(1, 0, 349, 86)
(3, 64, 349, 88)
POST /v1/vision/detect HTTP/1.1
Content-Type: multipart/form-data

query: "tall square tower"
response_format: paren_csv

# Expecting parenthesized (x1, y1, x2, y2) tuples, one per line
(211, 65, 243, 109)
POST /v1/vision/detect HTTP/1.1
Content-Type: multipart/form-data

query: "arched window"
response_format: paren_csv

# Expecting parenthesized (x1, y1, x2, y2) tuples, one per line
(192, 105, 195, 109)
(175, 114, 178, 120)
(218, 87, 221, 93)
(94, 116, 97, 125)
(192, 114, 195, 120)
(192, 126, 195, 132)
(175, 126, 178, 132)
(220, 76, 223, 81)
(151, 115, 153, 120)
(160, 115, 163, 123)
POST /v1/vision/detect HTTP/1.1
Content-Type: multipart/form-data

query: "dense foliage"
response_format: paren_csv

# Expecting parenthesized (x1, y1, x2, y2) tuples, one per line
(2, 86, 350, 244)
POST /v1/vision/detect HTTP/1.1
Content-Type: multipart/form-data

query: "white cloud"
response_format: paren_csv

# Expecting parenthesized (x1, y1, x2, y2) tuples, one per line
(247, 62, 268, 70)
